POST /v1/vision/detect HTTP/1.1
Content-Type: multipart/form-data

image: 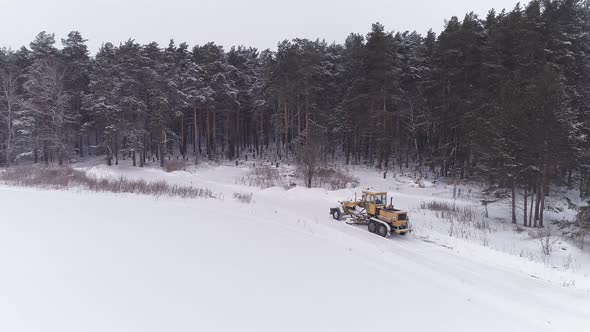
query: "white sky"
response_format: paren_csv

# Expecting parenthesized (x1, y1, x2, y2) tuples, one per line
(0, 0, 522, 54)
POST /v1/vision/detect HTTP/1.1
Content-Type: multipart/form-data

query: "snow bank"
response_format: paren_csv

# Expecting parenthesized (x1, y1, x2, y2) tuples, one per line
(1, 163, 589, 332)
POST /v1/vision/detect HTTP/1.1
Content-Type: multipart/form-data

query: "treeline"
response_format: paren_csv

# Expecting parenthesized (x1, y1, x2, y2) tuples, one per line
(1, 1, 590, 223)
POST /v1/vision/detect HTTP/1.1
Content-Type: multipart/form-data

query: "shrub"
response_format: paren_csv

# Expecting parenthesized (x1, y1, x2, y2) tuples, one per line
(529, 228, 559, 256)
(236, 166, 286, 189)
(0, 166, 87, 188)
(233, 192, 253, 204)
(420, 201, 477, 222)
(554, 205, 590, 249)
(311, 167, 359, 190)
(164, 160, 190, 173)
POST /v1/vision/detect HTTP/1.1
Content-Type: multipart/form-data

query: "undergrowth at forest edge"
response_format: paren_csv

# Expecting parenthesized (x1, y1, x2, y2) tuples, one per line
(0, 166, 217, 200)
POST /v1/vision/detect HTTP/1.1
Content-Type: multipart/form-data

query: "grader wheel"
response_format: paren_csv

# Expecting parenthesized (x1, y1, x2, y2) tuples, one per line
(377, 224, 388, 237)
(332, 209, 341, 220)
(368, 221, 377, 233)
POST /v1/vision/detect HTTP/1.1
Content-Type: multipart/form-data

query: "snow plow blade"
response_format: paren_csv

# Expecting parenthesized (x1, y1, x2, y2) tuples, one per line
(392, 228, 412, 235)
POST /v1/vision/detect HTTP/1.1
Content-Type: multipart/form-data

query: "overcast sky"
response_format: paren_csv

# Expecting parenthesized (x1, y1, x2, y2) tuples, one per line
(0, 0, 522, 54)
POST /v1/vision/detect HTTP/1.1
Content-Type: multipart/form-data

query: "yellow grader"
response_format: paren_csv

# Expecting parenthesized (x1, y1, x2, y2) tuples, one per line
(329, 190, 411, 237)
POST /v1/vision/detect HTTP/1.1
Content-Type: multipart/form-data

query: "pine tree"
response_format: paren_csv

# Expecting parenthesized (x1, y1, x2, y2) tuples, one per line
(341, 33, 368, 165)
(364, 23, 399, 168)
(61, 31, 90, 158)
(84, 42, 121, 165)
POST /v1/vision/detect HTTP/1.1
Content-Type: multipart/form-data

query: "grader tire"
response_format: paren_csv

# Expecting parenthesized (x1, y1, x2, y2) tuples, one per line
(332, 209, 341, 220)
(368, 221, 377, 233)
(377, 224, 388, 237)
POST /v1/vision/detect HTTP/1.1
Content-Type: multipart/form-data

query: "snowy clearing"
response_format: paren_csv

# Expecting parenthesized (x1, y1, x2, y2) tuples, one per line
(1, 163, 589, 332)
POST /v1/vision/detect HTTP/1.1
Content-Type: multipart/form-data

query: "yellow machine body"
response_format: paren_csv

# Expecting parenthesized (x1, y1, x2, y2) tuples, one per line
(361, 191, 410, 234)
(330, 190, 411, 236)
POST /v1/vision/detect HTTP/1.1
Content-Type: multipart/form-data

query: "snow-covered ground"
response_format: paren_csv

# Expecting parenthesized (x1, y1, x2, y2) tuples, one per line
(1, 162, 589, 332)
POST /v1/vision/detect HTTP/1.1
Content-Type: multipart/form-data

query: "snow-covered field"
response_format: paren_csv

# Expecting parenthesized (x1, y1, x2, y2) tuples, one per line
(1, 162, 589, 332)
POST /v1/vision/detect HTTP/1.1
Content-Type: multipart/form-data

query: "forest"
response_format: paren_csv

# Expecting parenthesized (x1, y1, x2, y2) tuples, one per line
(1, 0, 589, 226)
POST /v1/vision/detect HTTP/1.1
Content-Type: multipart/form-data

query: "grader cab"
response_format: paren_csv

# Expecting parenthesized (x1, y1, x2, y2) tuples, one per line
(330, 190, 411, 237)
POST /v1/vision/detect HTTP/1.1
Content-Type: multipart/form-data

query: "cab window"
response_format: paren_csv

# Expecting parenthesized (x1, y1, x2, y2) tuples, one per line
(375, 194, 385, 205)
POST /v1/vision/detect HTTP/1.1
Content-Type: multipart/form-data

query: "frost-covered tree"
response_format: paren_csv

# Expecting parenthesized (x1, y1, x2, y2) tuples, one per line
(84, 42, 120, 165)
(0, 49, 23, 166)
(193, 43, 238, 159)
(61, 31, 90, 157)
(23, 56, 73, 165)
(1, 0, 589, 204)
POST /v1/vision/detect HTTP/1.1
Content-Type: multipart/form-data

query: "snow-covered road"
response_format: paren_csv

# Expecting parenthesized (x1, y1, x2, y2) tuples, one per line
(0, 164, 589, 331)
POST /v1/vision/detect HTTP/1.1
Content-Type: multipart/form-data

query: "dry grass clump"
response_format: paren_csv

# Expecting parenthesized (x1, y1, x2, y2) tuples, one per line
(313, 168, 359, 190)
(0, 166, 217, 199)
(420, 200, 495, 244)
(233, 192, 253, 204)
(0, 166, 87, 188)
(420, 201, 477, 221)
(236, 166, 286, 189)
(163, 160, 190, 173)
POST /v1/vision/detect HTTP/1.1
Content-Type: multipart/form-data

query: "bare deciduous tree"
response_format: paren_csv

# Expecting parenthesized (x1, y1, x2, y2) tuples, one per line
(296, 118, 325, 188)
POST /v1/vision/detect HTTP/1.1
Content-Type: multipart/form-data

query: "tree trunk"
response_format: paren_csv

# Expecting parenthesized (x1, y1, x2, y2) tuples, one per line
(534, 177, 541, 227)
(115, 142, 119, 165)
(284, 99, 288, 160)
(160, 129, 166, 168)
(539, 164, 547, 227)
(79, 134, 84, 158)
(198, 105, 200, 165)
(345, 141, 350, 165)
(523, 185, 528, 227)
(529, 186, 534, 227)
(206, 110, 211, 158)
(511, 176, 516, 224)
(44, 141, 49, 165)
(5, 109, 11, 167)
